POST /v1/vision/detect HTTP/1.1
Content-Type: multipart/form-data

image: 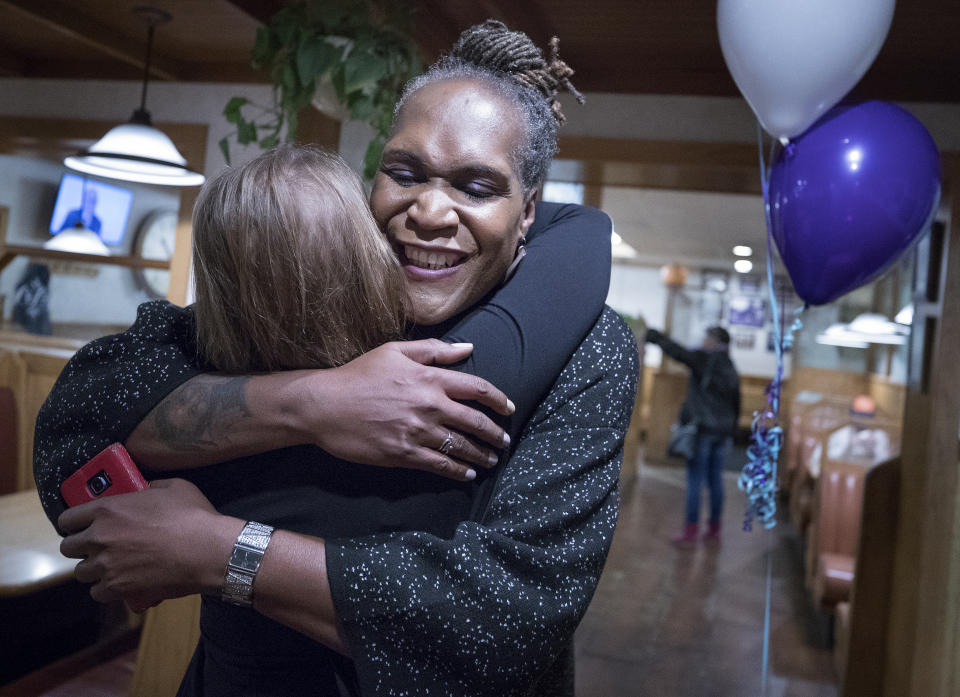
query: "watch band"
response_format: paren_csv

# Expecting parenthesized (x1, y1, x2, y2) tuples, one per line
(221, 521, 274, 607)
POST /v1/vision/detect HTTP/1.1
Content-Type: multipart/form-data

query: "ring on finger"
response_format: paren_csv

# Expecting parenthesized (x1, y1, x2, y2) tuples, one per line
(438, 432, 455, 456)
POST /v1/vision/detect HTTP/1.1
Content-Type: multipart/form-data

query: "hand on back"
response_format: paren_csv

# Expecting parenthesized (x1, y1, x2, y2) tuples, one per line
(302, 340, 513, 482)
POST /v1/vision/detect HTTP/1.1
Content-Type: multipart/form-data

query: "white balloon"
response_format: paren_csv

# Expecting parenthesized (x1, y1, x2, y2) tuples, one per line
(718, 0, 895, 140)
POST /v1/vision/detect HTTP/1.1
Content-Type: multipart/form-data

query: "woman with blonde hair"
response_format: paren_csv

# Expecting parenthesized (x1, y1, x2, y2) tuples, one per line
(191, 145, 406, 374)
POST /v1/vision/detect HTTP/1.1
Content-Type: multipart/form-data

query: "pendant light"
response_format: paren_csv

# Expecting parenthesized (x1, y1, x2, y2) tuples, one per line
(64, 7, 205, 187)
(44, 222, 111, 256)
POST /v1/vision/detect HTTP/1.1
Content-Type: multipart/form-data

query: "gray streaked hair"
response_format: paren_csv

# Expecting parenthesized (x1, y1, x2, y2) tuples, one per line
(393, 20, 584, 193)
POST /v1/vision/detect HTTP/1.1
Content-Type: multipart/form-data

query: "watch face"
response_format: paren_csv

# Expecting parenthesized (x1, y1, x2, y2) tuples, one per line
(136, 210, 178, 298)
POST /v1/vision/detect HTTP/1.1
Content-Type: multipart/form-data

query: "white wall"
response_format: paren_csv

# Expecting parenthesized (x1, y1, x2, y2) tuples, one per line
(555, 92, 960, 151)
(3, 78, 958, 184)
(0, 79, 279, 330)
(0, 79, 279, 178)
(1, 78, 957, 349)
(0, 154, 180, 326)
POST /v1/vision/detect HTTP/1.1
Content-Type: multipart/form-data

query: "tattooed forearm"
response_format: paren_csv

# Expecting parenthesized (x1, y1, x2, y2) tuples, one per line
(145, 375, 253, 453)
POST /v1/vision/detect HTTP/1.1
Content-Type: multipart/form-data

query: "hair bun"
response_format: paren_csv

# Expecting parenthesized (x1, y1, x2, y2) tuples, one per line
(450, 19, 584, 124)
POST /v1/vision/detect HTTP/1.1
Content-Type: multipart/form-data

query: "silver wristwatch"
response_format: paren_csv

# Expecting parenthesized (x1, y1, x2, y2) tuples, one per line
(221, 521, 274, 607)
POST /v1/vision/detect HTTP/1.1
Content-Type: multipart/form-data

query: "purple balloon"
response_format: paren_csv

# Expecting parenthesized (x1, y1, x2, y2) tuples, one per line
(769, 101, 940, 306)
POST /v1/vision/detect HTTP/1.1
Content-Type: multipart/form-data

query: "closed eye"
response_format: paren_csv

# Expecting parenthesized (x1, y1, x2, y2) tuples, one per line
(381, 165, 422, 187)
(458, 183, 497, 201)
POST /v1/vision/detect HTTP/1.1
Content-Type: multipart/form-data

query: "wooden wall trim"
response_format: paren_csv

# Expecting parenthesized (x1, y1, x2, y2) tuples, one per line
(555, 136, 762, 194)
(884, 154, 960, 697)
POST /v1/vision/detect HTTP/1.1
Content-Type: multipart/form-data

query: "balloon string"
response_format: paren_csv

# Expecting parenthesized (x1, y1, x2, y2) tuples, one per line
(738, 124, 802, 531)
(761, 548, 773, 695)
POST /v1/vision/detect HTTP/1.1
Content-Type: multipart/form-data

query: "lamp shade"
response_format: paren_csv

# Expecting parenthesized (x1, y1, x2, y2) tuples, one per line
(44, 225, 111, 256)
(65, 123, 205, 187)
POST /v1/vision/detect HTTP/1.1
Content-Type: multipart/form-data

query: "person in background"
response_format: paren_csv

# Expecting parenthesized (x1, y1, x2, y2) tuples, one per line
(58, 185, 102, 234)
(646, 325, 740, 544)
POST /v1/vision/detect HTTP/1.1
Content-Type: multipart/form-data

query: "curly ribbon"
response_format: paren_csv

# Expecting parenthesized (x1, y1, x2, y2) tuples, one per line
(738, 125, 804, 531)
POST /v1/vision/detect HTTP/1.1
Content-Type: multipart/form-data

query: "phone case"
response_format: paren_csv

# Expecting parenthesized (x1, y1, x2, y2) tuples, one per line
(61, 443, 148, 507)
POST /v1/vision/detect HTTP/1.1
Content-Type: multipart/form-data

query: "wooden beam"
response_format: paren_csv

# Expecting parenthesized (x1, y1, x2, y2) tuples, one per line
(0, 247, 171, 274)
(884, 154, 960, 697)
(0, 0, 180, 81)
(554, 136, 762, 195)
(0, 45, 25, 77)
(221, 0, 283, 26)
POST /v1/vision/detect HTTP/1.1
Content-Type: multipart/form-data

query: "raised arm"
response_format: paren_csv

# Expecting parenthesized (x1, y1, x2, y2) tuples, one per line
(129, 201, 611, 459)
(646, 327, 698, 368)
(443, 201, 612, 434)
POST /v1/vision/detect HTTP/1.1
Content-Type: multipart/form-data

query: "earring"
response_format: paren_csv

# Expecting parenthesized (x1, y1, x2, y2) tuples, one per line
(503, 238, 527, 283)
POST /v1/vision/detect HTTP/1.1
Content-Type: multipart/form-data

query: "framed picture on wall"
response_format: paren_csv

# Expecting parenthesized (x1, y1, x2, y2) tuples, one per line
(728, 296, 766, 328)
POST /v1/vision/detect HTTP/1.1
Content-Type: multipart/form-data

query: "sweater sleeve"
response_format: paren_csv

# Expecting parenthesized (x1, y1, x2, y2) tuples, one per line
(33, 301, 203, 529)
(442, 202, 612, 435)
(324, 309, 640, 697)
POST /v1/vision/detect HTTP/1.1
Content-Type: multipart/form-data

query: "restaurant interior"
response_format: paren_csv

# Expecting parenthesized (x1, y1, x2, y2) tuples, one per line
(0, 1, 958, 696)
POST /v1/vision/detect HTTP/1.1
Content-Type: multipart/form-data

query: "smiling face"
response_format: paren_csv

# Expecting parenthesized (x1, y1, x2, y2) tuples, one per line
(370, 79, 536, 325)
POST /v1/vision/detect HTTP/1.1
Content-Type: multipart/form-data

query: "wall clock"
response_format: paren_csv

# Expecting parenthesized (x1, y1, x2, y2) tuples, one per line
(133, 209, 178, 299)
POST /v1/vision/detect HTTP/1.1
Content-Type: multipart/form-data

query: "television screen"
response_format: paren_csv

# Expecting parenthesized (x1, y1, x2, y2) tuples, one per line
(49, 173, 133, 246)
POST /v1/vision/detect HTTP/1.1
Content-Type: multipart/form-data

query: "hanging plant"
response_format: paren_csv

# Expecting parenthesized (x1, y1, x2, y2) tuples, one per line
(220, 0, 421, 179)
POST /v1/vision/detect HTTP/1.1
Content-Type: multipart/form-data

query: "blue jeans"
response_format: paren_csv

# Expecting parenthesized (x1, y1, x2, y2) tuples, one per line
(685, 433, 731, 525)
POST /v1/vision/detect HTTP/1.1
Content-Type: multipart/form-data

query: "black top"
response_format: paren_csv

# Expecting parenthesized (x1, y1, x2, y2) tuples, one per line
(646, 328, 741, 436)
(32, 202, 629, 695)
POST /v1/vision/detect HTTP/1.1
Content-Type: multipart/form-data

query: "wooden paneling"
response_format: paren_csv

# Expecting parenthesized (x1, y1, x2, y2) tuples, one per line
(127, 595, 201, 697)
(0, 331, 81, 491)
(842, 458, 900, 696)
(644, 369, 687, 464)
(0, 0, 955, 104)
(164, 121, 208, 307)
(555, 137, 762, 195)
(884, 154, 960, 697)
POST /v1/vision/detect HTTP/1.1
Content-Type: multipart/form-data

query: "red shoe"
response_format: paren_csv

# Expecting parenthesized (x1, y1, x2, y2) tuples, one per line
(671, 523, 699, 547)
(703, 521, 721, 543)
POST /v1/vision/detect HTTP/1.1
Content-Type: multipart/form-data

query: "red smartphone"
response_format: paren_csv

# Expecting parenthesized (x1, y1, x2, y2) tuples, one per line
(60, 443, 148, 507)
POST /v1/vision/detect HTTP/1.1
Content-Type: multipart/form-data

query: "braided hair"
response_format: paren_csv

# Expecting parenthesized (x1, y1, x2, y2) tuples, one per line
(394, 20, 584, 192)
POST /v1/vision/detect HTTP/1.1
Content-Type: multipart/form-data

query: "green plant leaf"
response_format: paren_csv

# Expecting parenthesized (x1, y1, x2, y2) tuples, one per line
(224, 0, 419, 178)
(348, 93, 375, 121)
(218, 136, 231, 165)
(363, 135, 386, 180)
(296, 36, 342, 84)
(281, 63, 299, 97)
(237, 120, 258, 145)
(271, 7, 301, 49)
(286, 110, 299, 142)
(251, 26, 279, 70)
(223, 96, 248, 124)
(330, 63, 347, 101)
(259, 133, 280, 148)
(344, 51, 387, 94)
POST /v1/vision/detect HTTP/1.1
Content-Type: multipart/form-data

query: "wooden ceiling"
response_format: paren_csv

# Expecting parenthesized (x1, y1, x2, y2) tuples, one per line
(0, 0, 957, 103)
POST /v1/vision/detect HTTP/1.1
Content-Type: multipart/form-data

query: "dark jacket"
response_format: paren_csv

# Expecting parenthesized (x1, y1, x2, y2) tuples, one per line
(647, 329, 741, 436)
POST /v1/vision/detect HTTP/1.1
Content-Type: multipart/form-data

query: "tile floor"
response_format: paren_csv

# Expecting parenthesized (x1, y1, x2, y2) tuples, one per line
(574, 459, 838, 697)
(10, 458, 837, 697)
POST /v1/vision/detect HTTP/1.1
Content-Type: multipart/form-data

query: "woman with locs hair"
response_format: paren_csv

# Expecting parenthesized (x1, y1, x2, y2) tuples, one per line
(39, 20, 639, 697)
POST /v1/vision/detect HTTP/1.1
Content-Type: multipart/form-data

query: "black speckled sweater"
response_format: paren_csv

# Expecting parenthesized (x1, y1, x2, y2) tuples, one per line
(33, 202, 639, 696)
